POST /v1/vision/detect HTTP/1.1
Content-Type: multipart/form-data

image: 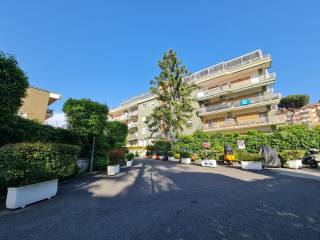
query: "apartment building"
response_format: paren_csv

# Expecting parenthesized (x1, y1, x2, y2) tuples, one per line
(19, 87, 61, 123)
(109, 50, 285, 149)
(290, 103, 320, 127)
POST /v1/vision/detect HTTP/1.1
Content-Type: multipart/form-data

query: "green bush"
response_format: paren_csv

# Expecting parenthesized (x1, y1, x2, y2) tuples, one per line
(125, 152, 135, 161)
(199, 149, 217, 160)
(153, 140, 172, 155)
(174, 153, 180, 159)
(94, 156, 109, 171)
(167, 151, 174, 157)
(135, 151, 139, 158)
(0, 116, 80, 147)
(234, 150, 263, 162)
(0, 143, 80, 189)
(146, 150, 152, 156)
(180, 151, 191, 158)
(278, 150, 306, 163)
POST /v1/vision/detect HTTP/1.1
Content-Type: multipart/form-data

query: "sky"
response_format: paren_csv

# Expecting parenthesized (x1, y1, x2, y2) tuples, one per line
(1, 0, 320, 118)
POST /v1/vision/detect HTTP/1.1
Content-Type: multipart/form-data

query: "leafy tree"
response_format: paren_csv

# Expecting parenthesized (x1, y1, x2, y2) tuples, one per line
(63, 98, 108, 172)
(279, 94, 310, 109)
(0, 51, 29, 125)
(146, 49, 196, 141)
(104, 121, 128, 150)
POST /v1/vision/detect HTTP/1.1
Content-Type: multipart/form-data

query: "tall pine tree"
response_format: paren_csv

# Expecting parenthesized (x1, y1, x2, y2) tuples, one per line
(146, 49, 196, 141)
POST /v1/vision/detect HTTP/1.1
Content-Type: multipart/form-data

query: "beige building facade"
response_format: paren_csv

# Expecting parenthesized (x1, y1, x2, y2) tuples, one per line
(19, 87, 61, 123)
(291, 103, 320, 127)
(109, 50, 286, 149)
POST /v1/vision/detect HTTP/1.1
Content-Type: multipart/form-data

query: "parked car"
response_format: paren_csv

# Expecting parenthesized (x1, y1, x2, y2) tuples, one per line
(302, 149, 320, 168)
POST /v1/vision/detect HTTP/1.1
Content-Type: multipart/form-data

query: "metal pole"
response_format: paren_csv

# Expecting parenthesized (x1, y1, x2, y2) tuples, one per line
(90, 135, 95, 173)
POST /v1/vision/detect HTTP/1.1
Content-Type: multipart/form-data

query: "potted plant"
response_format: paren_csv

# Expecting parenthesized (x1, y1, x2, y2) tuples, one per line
(235, 150, 263, 170)
(107, 149, 123, 176)
(180, 151, 192, 164)
(157, 151, 164, 160)
(125, 152, 135, 167)
(1, 143, 79, 209)
(134, 151, 139, 159)
(279, 150, 305, 169)
(199, 149, 217, 168)
(168, 151, 175, 161)
(174, 153, 180, 161)
(146, 150, 152, 159)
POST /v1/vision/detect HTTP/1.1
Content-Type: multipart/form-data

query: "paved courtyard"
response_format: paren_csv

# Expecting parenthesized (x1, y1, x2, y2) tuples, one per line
(1, 159, 320, 240)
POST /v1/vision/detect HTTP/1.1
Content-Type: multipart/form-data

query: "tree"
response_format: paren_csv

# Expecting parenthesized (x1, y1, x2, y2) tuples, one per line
(0, 51, 29, 125)
(104, 121, 128, 150)
(63, 98, 108, 172)
(279, 94, 310, 109)
(146, 49, 196, 141)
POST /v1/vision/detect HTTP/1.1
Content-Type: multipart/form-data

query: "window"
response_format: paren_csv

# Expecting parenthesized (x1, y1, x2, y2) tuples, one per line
(141, 116, 146, 122)
(141, 104, 147, 110)
(150, 102, 155, 108)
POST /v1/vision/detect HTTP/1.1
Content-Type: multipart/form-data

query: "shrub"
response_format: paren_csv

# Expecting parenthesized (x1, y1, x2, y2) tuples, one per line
(174, 153, 180, 159)
(180, 151, 191, 158)
(199, 149, 217, 160)
(234, 150, 263, 162)
(0, 143, 80, 189)
(153, 140, 172, 155)
(167, 151, 174, 157)
(146, 150, 152, 156)
(278, 150, 306, 163)
(135, 151, 139, 158)
(108, 149, 124, 166)
(125, 152, 135, 161)
(156, 150, 164, 156)
(94, 156, 109, 171)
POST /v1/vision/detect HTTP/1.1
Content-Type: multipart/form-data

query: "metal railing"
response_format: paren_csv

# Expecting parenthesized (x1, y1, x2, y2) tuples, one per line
(184, 50, 269, 83)
(197, 73, 276, 100)
(199, 92, 281, 115)
(202, 114, 286, 130)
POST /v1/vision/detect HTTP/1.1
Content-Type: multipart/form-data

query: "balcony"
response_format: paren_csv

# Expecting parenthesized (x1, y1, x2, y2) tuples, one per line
(184, 50, 270, 83)
(128, 111, 138, 117)
(45, 109, 54, 120)
(198, 93, 281, 116)
(128, 121, 138, 129)
(196, 73, 276, 101)
(202, 114, 286, 132)
(128, 132, 138, 141)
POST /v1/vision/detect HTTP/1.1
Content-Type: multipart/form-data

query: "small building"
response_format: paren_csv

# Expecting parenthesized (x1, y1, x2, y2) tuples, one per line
(291, 103, 320, 127)
(19, 87, 61, 123)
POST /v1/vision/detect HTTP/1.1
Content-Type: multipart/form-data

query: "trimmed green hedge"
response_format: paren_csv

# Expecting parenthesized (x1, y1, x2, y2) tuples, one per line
(234, 150, 264, 162)
(278, 150, 306, 163)
(174, 125, 320, 156)
(0, 143, 80, 189)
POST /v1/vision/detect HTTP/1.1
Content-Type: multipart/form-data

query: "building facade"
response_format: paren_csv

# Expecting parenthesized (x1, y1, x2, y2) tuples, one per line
(109, 50, 286, 149)
(290, 103, 320, 127)
(19, 87, 61, 123)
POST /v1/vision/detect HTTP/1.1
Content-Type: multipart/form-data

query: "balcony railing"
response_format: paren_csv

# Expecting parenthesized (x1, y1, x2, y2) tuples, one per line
(128, 122, 138, 129)
(197, 73, 276, 100)
(198, 92, 281, 115)
(184, 50, 270, 83)
(202, 114, 286, 130)
(128, 132, 138, 140)
(128, 111, 138, 117)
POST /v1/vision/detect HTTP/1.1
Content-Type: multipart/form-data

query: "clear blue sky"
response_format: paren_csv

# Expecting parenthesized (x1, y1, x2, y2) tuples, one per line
(1, 0, 319, 113)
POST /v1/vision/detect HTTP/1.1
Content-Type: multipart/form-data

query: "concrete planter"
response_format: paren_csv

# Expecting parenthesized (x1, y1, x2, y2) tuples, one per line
(241, 161, 262, 170)
(108, 164, 120, 176)
(169, 157, 180, 162)
(201, 160, 217, 168)
(168, 156, 175, 161)
(76, 159, 89, 173)
(6, 179, 58, 209)
(159, 156, 164, 160)
(181, 158, 191, 164)
(126, 160, 133, 167)
(288, 159, 302, 169)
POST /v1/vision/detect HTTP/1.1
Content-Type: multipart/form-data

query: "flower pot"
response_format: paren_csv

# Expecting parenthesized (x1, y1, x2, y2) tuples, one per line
(181, 158, 191, 164)
(201, 160, 217, 168)
(159, 156, 164, 160)
(288, 159, 302, 169)
(241, 161, 262, 170)
(108, 164, 120, 176)
(76, 159, 89, 173)
(126, 160, 133, 167)
(168, 156, 175, 161)
(6, 179, 58, 209)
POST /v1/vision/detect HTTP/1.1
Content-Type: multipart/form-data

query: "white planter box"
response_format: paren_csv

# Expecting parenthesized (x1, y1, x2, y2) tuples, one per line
(181, 158, 191, 164)
(241, 161, 262, 170)
(108, 164, 120, 176)
(76, 159, 89, 173)
(6, 179, 58, 209)
(159, 156, 164, 160)
(288, 159, 302, 169)
(126, 160, 133, 167)
(201, 160, 217, 168)
(169, 157, 180, 162)
(168, 157, 175, 161)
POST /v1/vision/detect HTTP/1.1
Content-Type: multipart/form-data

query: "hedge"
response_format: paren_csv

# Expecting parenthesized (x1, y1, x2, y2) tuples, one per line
(0, 143, 80, 190)
(0, 116, 80, 147)
(174, 125, 320, 156)
(278, 150, 306, 163)
(234, 150, 264, 162)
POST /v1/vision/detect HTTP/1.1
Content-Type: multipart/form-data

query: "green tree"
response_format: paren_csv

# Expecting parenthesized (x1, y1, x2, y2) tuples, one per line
(63, 98, 108, 172)
(279, 94, 310, 109)
(146, 49, 196, 141)
(104, 121, 128, 149)
(0, 51, 29, 125)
